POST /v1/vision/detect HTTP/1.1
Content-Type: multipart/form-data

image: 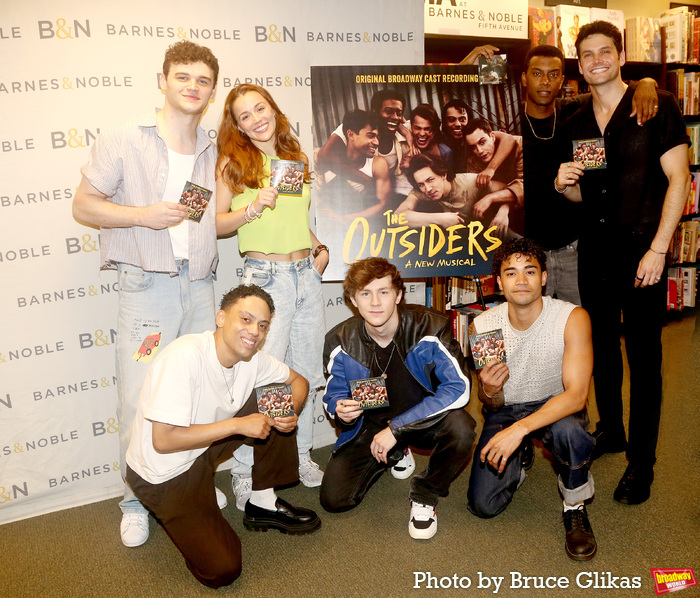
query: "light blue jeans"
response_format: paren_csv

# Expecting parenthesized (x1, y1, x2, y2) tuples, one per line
(545, 241, 581, 306)
(231, 256, 326, 474)
(117, 261, 215, 514)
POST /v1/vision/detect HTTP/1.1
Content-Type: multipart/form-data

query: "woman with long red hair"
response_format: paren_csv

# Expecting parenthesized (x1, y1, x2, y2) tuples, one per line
(216, 84, 328, 507)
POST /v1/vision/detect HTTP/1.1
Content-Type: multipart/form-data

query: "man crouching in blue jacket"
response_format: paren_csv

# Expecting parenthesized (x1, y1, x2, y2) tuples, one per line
(321, 257, 476, 539)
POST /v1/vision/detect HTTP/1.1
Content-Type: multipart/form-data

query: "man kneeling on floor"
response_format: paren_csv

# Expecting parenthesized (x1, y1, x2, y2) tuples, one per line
(467, 238, 596, 560)
(125, 285, 320, 588)
(321, 257, 476, 539)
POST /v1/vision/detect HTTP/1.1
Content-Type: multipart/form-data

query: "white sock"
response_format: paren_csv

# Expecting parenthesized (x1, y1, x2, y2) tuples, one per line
(563, 501, 584, 512)
(250, 488, 278, 511)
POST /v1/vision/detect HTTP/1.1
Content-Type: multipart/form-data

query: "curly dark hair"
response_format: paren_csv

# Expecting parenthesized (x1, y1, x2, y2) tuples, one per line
(162, 40, 219, 84)
(491, 238, 547, 276)
(343, 258, 405, 303)
(575, 20, 623, 57)
(370, 89, 406, 113)
(220, 285, 275, 316)
(406, 154, 455, 188)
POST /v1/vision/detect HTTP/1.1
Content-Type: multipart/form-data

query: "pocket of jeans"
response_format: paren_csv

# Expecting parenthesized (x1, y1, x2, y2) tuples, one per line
(118, 266, 155, 293)
(242, 267, 271, 288)
(310, 264, 323, 280)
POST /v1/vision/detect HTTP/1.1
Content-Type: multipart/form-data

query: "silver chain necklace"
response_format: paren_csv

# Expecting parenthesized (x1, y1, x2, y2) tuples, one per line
(220, 363, 236, 404)
(373, 342, 396, 379)
(524, 109, 557, 141)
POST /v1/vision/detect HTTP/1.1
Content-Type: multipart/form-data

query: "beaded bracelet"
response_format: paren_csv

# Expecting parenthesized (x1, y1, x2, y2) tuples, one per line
(249, 202, 263, 218)
(244, 201, 262, 223)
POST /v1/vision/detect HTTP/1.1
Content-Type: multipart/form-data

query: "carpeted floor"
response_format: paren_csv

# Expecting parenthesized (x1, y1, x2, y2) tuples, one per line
(3, 317, 698, 598)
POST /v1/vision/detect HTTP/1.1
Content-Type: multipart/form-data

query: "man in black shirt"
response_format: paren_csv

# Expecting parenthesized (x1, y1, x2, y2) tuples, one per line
(321, 258, 475, 539)
(556, 21, 690, 504)
(522, 44, 658, 305)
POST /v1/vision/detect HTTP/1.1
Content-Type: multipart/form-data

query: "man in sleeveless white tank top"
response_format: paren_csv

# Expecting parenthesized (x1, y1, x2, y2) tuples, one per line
(468, 239, 597, 561)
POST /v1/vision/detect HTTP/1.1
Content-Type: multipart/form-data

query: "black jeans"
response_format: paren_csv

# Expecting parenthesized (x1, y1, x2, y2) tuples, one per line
(579, 237, 664, 466)
(320, 409, 476, 510)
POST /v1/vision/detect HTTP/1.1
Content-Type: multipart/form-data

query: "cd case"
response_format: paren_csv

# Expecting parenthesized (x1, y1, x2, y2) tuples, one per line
(255, 383, 294, 418)
(348, 376, 389, 410)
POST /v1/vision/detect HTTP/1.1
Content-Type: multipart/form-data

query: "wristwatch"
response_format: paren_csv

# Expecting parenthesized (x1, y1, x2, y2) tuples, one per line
(313, 244, 329, 258)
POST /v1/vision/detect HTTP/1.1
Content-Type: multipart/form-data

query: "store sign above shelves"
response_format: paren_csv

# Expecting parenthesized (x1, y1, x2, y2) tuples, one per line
(544, 0, 607, 7)
(424, 0, 528, 39)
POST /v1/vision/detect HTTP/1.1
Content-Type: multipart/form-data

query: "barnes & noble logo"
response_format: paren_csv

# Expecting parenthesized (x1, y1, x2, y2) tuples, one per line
(0, 244, 51, 264)
(34, 375, 116, 402)
(0, 341, 66, 365)
(2, 430, 78, 458)
(255, 24, 296, 43)
(17, 281, 118, 309)
(78, 328, 117, 350)
(66, 234, 100, 254)
(0, 481, 29, 505)
(38, 18, 91, 39)
(49, 463, 118, 489)
(51, 127, 100, 150)
(2, 188, 73, 210)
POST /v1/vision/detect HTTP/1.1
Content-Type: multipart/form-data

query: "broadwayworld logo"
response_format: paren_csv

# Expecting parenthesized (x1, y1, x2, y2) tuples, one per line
(651, 568, 698, 595)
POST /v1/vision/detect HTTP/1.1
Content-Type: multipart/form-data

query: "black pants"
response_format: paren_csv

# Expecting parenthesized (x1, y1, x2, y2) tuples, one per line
(126, 395, 298, 588)
(320, 409, 476, 511)
(579, 238, 664, 466)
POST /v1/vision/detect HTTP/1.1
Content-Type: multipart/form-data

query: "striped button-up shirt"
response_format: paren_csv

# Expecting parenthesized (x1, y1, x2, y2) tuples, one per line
(81, 109, 218, 280)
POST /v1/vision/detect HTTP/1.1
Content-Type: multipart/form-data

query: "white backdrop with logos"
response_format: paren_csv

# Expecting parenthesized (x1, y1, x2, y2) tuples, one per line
(0, 0, 423, 525)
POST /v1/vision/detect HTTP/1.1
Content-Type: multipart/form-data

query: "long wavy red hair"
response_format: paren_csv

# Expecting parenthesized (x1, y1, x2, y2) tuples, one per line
(217, 84, 308, 195)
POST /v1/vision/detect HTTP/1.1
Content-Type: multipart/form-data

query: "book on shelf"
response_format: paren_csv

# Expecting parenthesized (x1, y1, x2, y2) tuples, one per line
(555, 5, 591, 59)
(669, 219, 699, 264)
(659, 12, 687, 63)
(687, 126, 700, 165)
(591, 8, 625, 38)
(529, 7, 555, 47)
(680, 266, 697, 307)
(625, 17, 662, 63)
(667, 268, 684, 310)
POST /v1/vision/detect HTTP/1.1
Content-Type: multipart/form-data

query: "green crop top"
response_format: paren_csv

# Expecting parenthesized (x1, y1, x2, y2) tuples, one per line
(231, 154, 312, 255)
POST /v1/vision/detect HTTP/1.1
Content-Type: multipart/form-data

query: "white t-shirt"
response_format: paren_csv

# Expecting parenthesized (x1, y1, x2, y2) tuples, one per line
(163, 148, 195, 259)
(126, 330, 290, 484)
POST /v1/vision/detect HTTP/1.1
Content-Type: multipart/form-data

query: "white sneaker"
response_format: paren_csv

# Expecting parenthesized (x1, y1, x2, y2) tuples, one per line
(215, 487, 228, 510)
(231, 474, 253, 512)
(391, 448, 416, 479)
(409, 501, 437, 540)
(121, 513, 149, 547)
(298, 455, 324, 488)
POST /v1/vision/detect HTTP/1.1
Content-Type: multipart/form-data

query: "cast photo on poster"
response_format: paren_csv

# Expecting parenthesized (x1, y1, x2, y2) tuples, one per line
(310, 64, 523, 280)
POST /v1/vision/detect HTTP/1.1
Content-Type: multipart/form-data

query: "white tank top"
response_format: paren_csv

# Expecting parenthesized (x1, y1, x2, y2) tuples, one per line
(473, 296, 576, 405)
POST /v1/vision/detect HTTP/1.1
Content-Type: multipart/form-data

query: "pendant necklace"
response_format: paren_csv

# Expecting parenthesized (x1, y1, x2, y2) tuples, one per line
(373, 342, 396, 379)
(524, 108, 556, 141)
(220, 363, 236, 404)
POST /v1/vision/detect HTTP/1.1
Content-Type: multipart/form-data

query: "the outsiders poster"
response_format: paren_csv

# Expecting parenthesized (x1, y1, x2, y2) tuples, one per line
(310, 64, 522, 280)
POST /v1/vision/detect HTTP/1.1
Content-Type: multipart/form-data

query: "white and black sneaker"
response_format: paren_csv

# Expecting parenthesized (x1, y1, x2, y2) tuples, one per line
(391, 448, 416, 479)
(409, 500, 437, 540)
